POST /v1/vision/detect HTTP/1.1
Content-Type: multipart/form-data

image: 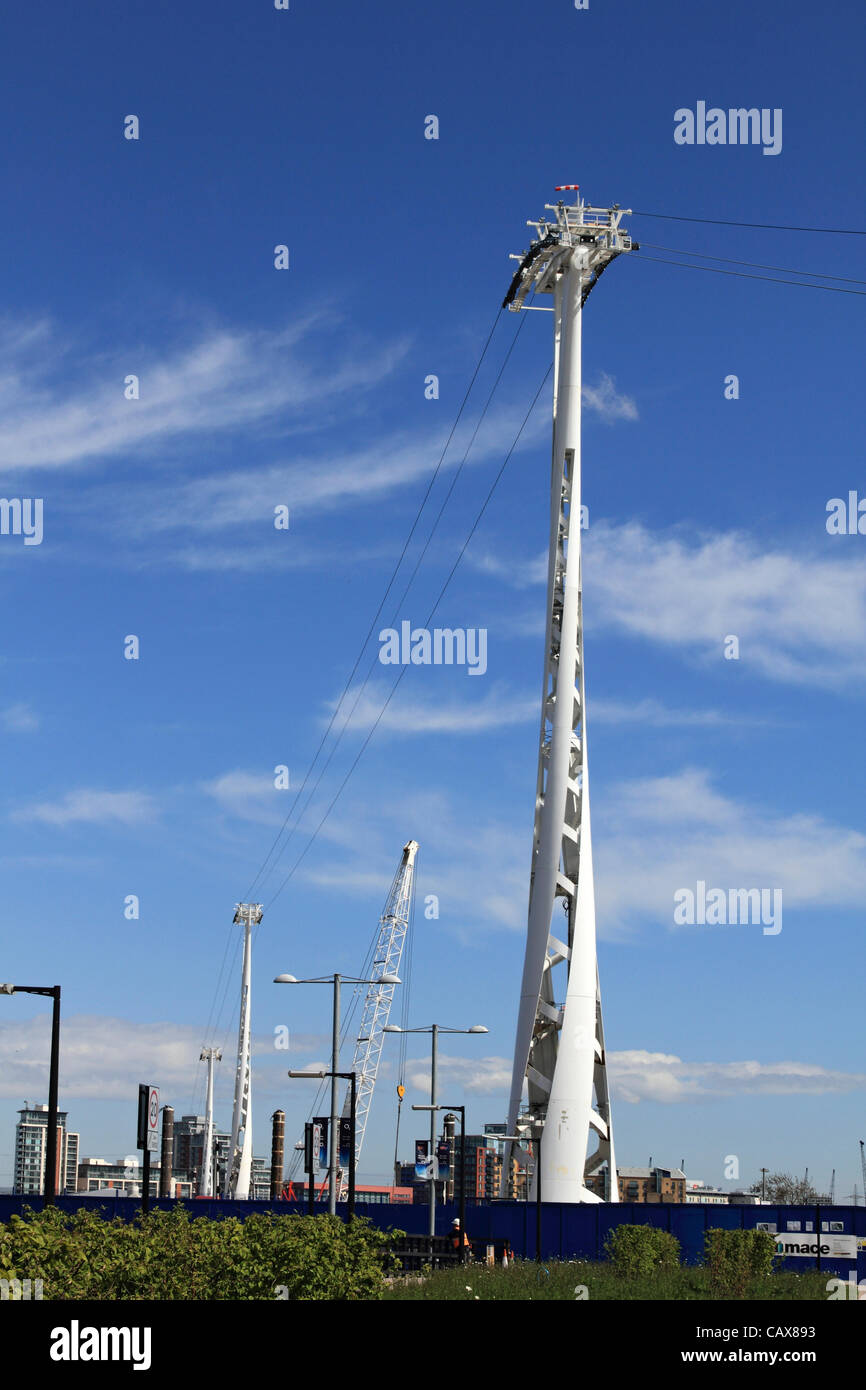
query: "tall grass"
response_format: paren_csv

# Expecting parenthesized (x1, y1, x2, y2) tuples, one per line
(384, 1259, 830, 1301)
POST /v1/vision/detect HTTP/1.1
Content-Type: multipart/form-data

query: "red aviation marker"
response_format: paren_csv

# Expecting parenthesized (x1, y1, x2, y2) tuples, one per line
(555, 184, 580, 191)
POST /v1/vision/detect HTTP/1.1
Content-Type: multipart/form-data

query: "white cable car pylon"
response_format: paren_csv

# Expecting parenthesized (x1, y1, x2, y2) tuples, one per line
(337, 839, 418, 1200)
(502, 190, 637, 1203)
(225, 902, 262, 1199)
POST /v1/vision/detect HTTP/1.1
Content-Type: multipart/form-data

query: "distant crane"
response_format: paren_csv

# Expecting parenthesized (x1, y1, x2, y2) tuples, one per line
(860, 1140, 866, 1201)
(337, 840, 419, 1200)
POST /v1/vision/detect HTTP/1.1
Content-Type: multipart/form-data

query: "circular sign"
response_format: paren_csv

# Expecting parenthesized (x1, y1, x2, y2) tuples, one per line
(149, 1091, 158, 1127)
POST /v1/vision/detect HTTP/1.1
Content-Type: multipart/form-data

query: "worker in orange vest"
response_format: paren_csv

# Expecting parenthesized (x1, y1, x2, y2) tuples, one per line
(451, 1217, 471, 1256)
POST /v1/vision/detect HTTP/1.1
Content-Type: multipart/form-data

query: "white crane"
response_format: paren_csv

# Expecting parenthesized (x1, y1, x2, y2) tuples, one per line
(337, 840, 418, 1199)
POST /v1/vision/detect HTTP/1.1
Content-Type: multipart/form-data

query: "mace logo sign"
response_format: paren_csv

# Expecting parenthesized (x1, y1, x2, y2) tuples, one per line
(775, 1233, 857, 1260)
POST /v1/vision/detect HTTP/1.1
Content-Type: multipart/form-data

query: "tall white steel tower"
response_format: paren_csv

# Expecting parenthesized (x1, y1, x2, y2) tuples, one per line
(225, 902, 262, 1199)
(199, 1046, 221, 1197)
(337, 839, 418, 1200)
(502, 191, 635, 1203)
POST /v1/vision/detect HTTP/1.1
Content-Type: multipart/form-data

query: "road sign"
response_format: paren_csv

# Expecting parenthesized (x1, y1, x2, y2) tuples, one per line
(137, 1083, 159, 1153)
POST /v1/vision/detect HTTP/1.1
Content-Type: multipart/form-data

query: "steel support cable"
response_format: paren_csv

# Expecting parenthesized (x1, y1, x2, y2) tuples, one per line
(192, 310, 507, 1097)
(188, 919, 239, 1113)
(264, 361, 554, 912)
(631, 252, 866, 295)
(631, 209, 866, 235)
(638, 241, 866, 285)
(283, 360, 550, 1159)
(241, 307, 506, 906)
(214, 308, 533, 1095)
(247, 311, 530, 901)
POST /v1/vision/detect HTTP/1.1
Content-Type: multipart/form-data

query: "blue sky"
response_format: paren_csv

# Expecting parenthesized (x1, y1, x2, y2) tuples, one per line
(1, 0, 864, 1199)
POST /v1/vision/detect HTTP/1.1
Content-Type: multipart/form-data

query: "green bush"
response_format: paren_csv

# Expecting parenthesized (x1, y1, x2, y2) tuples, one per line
(704, 1228, 776, 1299)
(603, 1223, 680, 1279)
(0, 1205, 398, 1301)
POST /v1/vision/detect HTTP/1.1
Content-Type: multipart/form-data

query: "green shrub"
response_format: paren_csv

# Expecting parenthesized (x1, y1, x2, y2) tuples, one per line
(0, 1206, 398, 1301)
(704, 1228, 776, 1299)
(603, 1223, 680, 1279)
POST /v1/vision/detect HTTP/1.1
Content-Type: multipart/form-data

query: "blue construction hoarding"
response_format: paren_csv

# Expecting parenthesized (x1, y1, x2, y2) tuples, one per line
(2, 1194, 863, 1284)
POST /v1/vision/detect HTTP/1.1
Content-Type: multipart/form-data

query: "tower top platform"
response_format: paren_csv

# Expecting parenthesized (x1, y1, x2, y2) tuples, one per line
(504, 195, 636, 311)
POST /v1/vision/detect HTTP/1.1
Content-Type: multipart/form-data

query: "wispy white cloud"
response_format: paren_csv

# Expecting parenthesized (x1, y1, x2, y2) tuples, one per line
(585, 521, 866, 689)
(1, 702, 39, 732)
(404, 1049, 866, 1107)
(12, 788, 156, 827)
(403, 1048, 866, 1105)
(595, 767, 866, 936)
(129, 401, 549, 537)
(328, 681, 538, 737)
(0, 1013, 326, 1101)
(591, 697, 745, 728)
(0, 313, 408, 472)
(610, 1051, 866, 1103)
(472, 550, 547, 589)
(156, 540, 395, 575)
(202, 769, 289, 825)
(581, 371, 638, 422)
(475, 521, 866, 690)
(405, 1054, 511, 1097)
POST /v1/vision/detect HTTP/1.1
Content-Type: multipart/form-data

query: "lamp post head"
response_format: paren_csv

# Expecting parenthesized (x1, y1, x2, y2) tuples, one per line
(468, 1026, 488, 1033)
(383, 1025, 402, 1033)
(379, 973, 401, 985)
(273, 974, 298, 984)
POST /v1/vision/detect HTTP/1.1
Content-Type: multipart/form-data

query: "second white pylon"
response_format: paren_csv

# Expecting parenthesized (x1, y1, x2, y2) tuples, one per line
(225, 901, 262, 1199)
(503, 191, 635, 1203)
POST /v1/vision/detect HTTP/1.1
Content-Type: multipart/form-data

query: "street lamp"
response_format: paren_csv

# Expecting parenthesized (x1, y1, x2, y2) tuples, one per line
(499, 1127, 544, 1263)
(289, 1070, 357, 1219)
(413, 1103, 468, 1264)
(1, 983, 61, 1205)
(384, 1023, 487, 1238)
(274, 972, 400, 1215)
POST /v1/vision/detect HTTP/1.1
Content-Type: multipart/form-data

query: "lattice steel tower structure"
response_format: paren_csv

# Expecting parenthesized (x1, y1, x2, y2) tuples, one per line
(502, 191, 635, 1203)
